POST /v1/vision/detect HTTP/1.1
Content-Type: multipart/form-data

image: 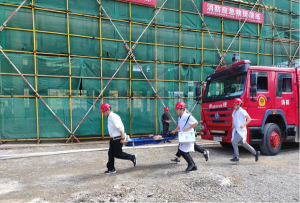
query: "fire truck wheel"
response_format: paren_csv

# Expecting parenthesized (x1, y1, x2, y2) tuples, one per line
(220, 142, 232, 148)
(260, 123, 282, 156)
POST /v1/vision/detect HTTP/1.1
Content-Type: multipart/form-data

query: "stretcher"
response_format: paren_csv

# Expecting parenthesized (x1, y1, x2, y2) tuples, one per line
(125, 135, 178, 147)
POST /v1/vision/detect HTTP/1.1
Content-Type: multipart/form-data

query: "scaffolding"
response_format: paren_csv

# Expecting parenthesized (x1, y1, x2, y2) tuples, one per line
(0, 0, 299, 143)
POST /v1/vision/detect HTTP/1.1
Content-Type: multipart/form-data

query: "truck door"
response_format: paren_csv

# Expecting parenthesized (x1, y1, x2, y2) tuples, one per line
(248, 71, 272, 126)
(275, 72, 297, 125)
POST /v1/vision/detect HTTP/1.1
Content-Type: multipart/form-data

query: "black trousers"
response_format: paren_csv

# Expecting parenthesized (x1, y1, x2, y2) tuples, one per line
(162, 124, 169, 136)
(107, 139, 134, 171)
(175, 143, 206, 157)
(180, 149, 196, 167)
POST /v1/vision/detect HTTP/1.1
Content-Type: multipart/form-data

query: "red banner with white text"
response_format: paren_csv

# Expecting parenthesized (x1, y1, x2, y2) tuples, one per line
(202, 2, 264, 24)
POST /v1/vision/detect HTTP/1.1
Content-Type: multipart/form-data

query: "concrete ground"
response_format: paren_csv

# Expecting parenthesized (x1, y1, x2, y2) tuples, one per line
(0, 139, 299, 203)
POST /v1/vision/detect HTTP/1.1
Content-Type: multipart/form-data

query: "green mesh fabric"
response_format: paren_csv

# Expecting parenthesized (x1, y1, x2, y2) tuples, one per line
(0, 53, 34, 74)
(35, 10, 67, 33)
(0, 29, 33, 51)
(70, 15, 100, 37)
(0, 98, 37, 139)
(0, 0, 299, 140)
(0, 6, 32, 29)
(38, 98, 70, 138)
(72, 98, 101, 136)
(131, 99, 155, 134)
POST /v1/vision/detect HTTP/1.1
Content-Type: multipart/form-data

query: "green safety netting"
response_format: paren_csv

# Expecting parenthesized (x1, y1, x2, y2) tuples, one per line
(0, 98, 37, 139)
(0, 0, 299, 140)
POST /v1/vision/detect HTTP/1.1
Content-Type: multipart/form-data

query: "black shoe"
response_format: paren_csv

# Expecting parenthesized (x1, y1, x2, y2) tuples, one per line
(181, 152, 195, 172)
(254, 151, 260, 162)
(171, 157, 180, 163)
(203, 150, 209, 161)
(191, 165, 197, 171)
(166, 140, 171, 143)
(230, 157, 239, 162)
(185, 164, 195, 172)
(133, 155, 137, 167)
(105, 169, 116, 174)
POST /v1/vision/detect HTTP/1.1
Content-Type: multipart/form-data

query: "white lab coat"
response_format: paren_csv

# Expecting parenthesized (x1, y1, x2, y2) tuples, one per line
(178, 111, 197, 152)
(231, 107, 249, 142)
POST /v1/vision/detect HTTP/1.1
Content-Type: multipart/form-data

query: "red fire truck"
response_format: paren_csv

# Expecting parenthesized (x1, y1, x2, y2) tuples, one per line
(198, 54, 300, 155)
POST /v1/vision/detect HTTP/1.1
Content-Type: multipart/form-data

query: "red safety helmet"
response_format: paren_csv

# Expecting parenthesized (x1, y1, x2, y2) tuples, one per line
(233, 98, 242, 106)
(164, 107, 169, 111)
(175, 101, 186, 109)
(101, 103, 111, 113)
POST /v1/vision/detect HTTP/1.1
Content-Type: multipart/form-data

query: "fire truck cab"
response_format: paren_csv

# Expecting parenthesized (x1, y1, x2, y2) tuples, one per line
(199, 55, 300, 155)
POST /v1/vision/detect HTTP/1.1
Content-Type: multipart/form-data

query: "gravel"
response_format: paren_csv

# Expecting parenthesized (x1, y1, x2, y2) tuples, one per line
(0, 140, 299, 202)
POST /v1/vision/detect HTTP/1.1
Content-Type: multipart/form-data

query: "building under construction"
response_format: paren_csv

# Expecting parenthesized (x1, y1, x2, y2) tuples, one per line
(0, 0, 299, 142)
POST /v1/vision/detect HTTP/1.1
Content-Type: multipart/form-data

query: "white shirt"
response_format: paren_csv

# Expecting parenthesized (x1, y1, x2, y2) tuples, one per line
(107, 112, 124, 138)
(178, 111, 198, 152)
(231, 107, 249, 142)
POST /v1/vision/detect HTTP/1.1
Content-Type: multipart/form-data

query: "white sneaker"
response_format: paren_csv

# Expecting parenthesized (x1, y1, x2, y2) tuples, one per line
(133, 155, 137, 167)
(104, 169, 117, 174)
(204, 150, 209, 161)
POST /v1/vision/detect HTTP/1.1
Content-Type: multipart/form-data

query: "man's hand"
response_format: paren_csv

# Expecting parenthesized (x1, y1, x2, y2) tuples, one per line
(183, 128, 189, 132)
(240, 124, 246, 129)
(166, 120, 171, 124)
(120, 139, 126, 144)
(170, 130, 176, 135)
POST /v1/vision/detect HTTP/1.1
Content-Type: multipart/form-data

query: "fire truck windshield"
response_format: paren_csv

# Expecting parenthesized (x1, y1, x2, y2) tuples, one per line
(203, 73, 247, 103)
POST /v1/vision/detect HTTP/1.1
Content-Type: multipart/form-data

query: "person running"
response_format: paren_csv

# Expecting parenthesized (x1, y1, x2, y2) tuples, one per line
(230, 98, 260, 162)
(170, 102, 201, 172)
(171, 104, 209, 164)
(101, 103, 137, 174)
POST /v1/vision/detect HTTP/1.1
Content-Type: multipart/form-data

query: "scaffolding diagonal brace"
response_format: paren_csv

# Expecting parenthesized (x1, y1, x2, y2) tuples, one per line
(261, 0, 291, 66)
(290, 44, 300, 67)
(68, 0, 170, 141)
(99, 0, 179, 127)
(216, 0, 260, 70)
(191, 0, 222, 59)
(0, 0, 28, 32)
(0, 46, 75, 141)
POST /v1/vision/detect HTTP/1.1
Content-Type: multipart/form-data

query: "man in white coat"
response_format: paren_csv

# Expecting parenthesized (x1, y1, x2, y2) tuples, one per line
(231, 98, 260, 162)
(170, 101, 199, 172)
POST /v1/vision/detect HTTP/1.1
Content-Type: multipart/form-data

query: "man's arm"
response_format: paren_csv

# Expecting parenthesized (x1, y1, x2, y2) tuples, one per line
(232, 118, 234, 129)
(183, 121, 198, 132)
(171, 126, 180, 134)
(112, 115, 126, 144)
(240, 115, 251, 129)
(166, 114, 171, 124)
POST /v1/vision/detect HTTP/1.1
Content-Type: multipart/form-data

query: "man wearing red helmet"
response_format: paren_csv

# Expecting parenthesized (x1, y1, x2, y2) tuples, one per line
(231, 98, 260, 162)
(161, 107, 171, 141)
(101, 103, 137, 174)
(170, 101, 209, 172)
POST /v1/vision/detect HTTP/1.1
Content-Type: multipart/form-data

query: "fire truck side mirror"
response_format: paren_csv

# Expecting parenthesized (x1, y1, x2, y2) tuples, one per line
(250, 72, 257, 86)
(195, 86, 201, 101)
(250, 87, 257, 95)
(195, 86, 200, 97)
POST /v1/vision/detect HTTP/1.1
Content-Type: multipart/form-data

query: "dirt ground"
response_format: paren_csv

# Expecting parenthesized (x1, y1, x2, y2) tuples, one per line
(0, 139, 299, 203)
